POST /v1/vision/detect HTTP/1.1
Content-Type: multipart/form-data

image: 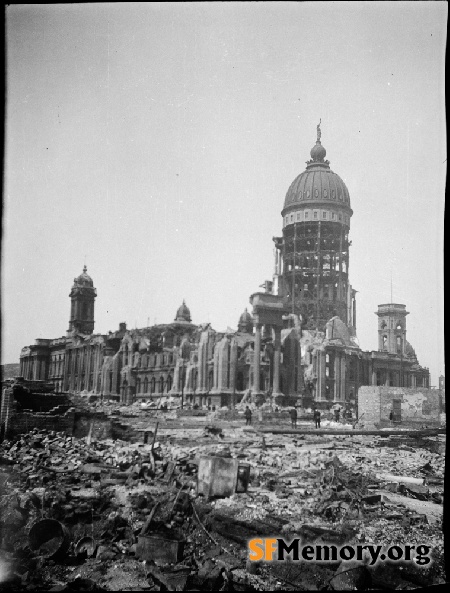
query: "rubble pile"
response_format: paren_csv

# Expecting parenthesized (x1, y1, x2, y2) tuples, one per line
(0, 421, 446, 591)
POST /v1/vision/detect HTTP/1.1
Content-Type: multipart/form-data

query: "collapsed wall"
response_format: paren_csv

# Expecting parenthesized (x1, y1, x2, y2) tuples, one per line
(0, 379, 75, 440)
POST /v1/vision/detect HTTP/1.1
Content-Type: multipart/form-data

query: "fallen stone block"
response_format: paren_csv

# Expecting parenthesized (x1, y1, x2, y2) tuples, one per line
(362, 493, 390, 505)
(399, 482, 429, 498)
(408, 512, 428, 525)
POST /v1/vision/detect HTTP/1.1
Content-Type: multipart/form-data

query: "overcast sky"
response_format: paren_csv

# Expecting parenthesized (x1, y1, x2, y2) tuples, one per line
(3, 2, 446, 385)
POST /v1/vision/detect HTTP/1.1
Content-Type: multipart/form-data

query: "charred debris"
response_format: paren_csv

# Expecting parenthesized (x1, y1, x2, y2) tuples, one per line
(0, 382, 446, 591)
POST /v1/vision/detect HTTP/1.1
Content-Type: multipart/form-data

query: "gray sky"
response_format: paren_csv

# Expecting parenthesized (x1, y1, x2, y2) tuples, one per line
(3, 2, 446, 385)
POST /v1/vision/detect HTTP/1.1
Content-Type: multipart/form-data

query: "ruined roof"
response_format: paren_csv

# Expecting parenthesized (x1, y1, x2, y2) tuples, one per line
(325, 316, 356, 347)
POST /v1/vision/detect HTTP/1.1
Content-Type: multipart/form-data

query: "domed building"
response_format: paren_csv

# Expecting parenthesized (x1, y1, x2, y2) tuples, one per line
(17, 124, 432, 419)
(277, 122, 356, 331)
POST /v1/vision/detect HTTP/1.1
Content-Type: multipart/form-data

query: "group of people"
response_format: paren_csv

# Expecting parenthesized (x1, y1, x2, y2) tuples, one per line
(289, 406, 321, 428)
(244, 405, 322, 429)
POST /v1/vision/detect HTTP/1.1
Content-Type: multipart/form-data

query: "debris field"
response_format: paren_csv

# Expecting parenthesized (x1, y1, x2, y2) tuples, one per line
(0, 405, 446, 591)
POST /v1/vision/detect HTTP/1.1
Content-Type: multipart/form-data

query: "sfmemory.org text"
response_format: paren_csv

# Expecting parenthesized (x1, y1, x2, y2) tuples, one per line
(248, 539, 432, 566)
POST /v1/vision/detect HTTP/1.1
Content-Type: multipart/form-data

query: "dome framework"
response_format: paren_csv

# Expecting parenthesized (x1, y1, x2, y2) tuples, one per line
(279, 124, 355, 331)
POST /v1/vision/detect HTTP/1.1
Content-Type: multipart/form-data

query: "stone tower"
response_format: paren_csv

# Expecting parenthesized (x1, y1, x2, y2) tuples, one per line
(376, 303, 409, 355)
(276, 123, 356, 331)
(68, 266, 97, 334)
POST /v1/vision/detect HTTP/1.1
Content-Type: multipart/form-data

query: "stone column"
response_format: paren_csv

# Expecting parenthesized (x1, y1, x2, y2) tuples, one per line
(85, 348, 91, 391)
(63, 351, 70, 390)
(253, 322, 262, 394)
(319, 350, 327, 401)
(70, 350, 77, 391)
(334, 353, 340, 399)
(272, 327, 282, 396)
(316, 351, 321, 401)
(211, 346, 218, 391)
(340, 355, 346, 401)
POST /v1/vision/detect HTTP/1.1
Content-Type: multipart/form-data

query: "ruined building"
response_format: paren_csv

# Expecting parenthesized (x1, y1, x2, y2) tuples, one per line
(18, 126, 430, 409)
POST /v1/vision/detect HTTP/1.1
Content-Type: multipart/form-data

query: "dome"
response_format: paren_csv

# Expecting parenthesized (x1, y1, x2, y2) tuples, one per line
(238, 308, 253, 333)
(73, 265, 94, 287)
(239, 308, 252, 323)
(174, 300, 191, 323)
(282, 126, 352, 215)
(405, 340, 417, 360)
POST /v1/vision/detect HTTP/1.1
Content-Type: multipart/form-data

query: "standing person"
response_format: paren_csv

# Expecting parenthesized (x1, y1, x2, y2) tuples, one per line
(334, 406, 340, 422)
(290, 407, 298, 428)
(257, 406, 263, 423)
(244, 406, 252, 425)
(389, 410, 393, 425)
(314, 408, 321, 429)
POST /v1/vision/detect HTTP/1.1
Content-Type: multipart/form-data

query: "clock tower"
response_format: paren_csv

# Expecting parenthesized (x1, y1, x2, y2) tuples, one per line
(68, 266, 97, 334)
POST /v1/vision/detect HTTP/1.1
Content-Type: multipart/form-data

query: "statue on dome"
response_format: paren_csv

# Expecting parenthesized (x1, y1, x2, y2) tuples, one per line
(316, 119, 322, 143)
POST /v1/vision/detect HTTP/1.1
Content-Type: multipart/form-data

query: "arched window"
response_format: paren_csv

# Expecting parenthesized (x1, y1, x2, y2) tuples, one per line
(166, 375, 172, 392)
(382, 335, 388, 350)
(144, 377, 148, 393)
(136, 379, 141, 394)
(159, 376, 164, 393)
(151, 377, 156, 394)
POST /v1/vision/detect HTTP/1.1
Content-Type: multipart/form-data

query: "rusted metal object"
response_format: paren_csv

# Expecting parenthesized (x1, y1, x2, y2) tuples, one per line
(136, 528, 185, 565)
(75, 535, 96, 557)
(28, 519, 70, 559)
